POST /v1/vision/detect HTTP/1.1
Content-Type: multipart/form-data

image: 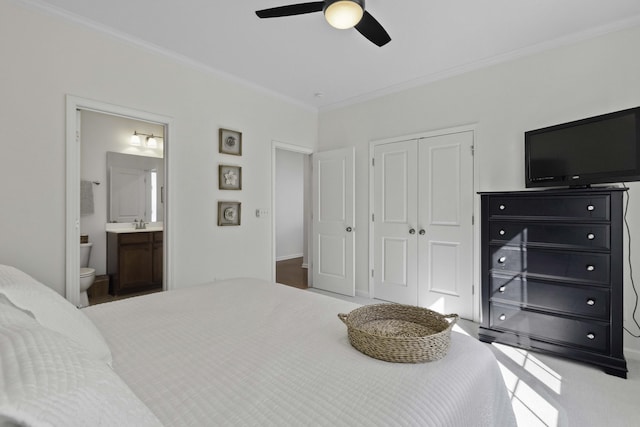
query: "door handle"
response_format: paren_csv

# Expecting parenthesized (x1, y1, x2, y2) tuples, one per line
(409, 228, 416, 235)
(346, 226, 353, 232)
(419, 229, 425, 235)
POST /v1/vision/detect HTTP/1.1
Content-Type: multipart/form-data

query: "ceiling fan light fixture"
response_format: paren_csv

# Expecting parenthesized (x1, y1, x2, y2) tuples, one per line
(324, 0, 364, 29)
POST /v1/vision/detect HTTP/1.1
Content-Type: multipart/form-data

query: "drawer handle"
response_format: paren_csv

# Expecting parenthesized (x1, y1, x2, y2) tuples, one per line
(587, 204, 595, 212)
(499, 204, 505, 210)
(499, 314, 506, 321)
(586, 265, 595, 272)
(498, 286, 506, 293)
(587, 233, 595, 240)
(587, 333, 595, 340)
(499, 229, 506, 236)
(498, 256, 507, 264)
(586, 299, 596, 306)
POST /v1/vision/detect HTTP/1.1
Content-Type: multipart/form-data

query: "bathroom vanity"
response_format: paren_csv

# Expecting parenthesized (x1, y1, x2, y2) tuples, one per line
(107, 228, 163, 296)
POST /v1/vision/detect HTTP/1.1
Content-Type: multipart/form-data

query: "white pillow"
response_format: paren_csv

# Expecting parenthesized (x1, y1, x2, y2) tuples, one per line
(0, 302, 163, 427)
(0, 264, 112, 366)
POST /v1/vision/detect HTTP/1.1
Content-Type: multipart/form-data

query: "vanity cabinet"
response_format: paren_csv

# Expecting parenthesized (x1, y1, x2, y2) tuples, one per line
(107, 231, 163, 296)
(478, 188, 627, 378)
(152, 231, 163, 284)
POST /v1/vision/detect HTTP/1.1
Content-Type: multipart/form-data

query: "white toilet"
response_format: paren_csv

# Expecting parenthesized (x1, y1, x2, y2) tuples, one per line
(79, 242, 96, 308)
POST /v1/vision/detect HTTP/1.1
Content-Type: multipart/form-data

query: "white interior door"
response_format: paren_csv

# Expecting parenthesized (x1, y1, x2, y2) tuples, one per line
(417, 131, 474, 318)
(373, 140, 418, 305)
(312, 147, 355, 296)
(109, 166, 146, 223)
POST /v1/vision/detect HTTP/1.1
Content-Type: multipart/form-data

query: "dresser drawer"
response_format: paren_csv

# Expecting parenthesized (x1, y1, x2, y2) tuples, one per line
(490, 275, 610, 320)
(489, 304, 609, 353)
(489, 222, 610, 251)
(488, 195, 610, 220)
(490, 246, 610, 284)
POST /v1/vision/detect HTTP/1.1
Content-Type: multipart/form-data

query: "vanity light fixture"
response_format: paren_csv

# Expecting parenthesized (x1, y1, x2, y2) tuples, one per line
(130, 132, 142, 146)
(131, 131, 163, 148)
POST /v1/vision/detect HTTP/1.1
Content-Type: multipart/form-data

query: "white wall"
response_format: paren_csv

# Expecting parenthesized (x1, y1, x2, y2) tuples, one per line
(275, 149, 305, 260)
(318, 25, 640, 355)
(0, 2, 317, 293)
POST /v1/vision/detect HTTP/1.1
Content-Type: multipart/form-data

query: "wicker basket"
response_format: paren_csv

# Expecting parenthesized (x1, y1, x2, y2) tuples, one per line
(338, 304, 458, 363)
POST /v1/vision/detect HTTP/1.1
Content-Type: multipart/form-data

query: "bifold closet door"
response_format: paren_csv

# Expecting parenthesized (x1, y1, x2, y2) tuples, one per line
(373, 131, 474, 318)
(417, 131, 474, 318)
(373, 139, 419, 305)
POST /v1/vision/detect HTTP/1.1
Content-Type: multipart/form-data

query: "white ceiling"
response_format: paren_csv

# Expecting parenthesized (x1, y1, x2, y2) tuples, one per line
(29, 0, 640, 110)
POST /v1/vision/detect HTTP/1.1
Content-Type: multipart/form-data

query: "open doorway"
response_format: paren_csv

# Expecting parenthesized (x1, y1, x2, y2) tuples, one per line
(272, 142, 312, 289)
(79, 110, 165, 305)
(65, 96, 172, 307)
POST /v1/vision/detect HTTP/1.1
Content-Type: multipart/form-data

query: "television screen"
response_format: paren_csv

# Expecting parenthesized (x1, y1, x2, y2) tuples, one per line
(525, 107, 640, 188)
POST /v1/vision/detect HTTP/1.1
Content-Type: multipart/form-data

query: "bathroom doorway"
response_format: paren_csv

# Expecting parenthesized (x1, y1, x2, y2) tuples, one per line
(272, 142, 312, 289)
(65, 96, 172, 307)
(80, 111, 165, 305)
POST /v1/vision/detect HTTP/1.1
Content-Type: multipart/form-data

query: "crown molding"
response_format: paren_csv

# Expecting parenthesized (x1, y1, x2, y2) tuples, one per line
(319, 14, 640, 112)
(15, 0, 319, 113)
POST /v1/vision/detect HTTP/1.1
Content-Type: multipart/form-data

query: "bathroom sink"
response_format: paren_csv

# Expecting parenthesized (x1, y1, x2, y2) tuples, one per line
(106, 228, 163, 233)
(105, 223, 163, 233)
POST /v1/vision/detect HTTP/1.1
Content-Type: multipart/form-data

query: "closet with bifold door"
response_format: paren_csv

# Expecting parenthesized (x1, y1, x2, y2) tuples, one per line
(370, 129, 475, 319)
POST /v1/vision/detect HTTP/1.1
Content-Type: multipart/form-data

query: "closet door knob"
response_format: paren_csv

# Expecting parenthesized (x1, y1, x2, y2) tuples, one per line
(409, 228, 416, 235)
(587, 204, 595, 212)
(587, 333, 595, 340)
(587, 233, 595, 240)
(586, 299, 596, 306)
(499, 229, 506, 236)
(498, 286, 506, 293)
(419, 229, 425, 235)
(499, 204, 506, 210)
(499, 314, 506, 321)
(586, 265, 595, 272)
(498, 256, 507, 264)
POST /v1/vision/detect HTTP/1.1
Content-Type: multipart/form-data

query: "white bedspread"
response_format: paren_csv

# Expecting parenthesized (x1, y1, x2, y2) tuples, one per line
(84, 278, 515, 427)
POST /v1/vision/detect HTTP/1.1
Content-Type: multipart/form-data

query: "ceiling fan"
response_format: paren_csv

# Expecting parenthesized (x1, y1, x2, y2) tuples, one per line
(255, 0, 391, 47)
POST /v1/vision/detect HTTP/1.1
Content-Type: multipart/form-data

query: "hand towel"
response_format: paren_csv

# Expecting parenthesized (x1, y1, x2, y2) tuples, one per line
(80, 180, 94, 216)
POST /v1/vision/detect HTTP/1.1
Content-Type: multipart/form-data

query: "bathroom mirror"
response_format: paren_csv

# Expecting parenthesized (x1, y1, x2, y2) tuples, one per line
(107, 152, 164, 223)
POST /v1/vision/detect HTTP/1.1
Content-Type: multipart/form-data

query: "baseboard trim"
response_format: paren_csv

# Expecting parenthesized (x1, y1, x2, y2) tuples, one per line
(624, 347, 640, 361)
(356, 289, 370, 299)
(275, 254, 304, 262)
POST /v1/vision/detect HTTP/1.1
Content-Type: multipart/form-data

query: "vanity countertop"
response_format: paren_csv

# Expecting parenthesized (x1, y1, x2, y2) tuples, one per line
(105, 223, 163, 234)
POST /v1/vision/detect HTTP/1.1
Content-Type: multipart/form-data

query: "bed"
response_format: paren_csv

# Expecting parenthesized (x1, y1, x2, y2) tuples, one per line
(0, 264, 516, 426)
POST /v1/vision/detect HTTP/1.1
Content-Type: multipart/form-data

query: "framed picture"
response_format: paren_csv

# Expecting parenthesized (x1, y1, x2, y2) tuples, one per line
(219, 164, 242, 190)
(219, 128, 242, 156)
(217, 201, 241, 226)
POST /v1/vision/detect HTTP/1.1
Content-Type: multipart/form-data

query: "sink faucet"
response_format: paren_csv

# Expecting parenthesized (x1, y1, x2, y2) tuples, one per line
(133, 219, 147, 230)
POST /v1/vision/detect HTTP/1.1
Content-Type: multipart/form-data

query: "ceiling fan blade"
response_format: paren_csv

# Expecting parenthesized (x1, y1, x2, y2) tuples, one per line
(354, 11, 391, 47)
(256, 2, 324, 18)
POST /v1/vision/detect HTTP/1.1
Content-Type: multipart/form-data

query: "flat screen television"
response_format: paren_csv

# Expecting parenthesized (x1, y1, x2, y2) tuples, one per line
(525, 106, 640, 188)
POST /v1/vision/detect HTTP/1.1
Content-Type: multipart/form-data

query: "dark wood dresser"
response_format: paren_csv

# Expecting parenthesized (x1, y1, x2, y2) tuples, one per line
(479, 188, 627, 378)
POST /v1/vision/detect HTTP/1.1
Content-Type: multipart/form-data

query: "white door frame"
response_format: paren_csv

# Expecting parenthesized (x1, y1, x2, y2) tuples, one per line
(65, 95, 173, 306)
(271, 141, 313, 284)
(369, 124, 481, 322)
